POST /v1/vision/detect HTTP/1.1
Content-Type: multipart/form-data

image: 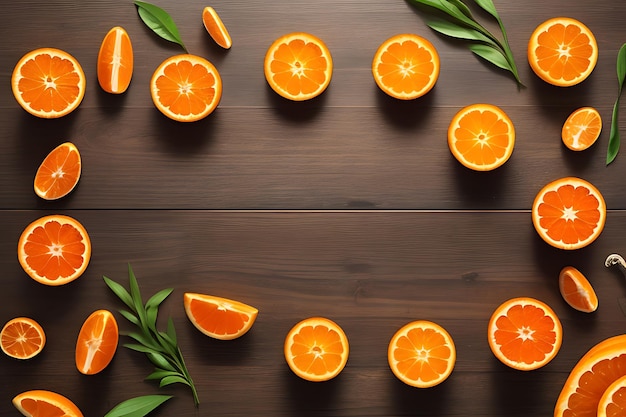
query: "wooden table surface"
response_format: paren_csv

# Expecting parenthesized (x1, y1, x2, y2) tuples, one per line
(2, 0, 626, 416)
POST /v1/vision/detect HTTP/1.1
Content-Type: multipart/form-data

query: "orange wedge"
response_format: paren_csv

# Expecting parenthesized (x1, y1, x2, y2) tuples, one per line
(264, 32, 333, 101)
(34, 142, 81, 200)
(388, 320, 456, 388)
(532, 177, 606, 250)
(559, 266, 598, 313)
(17, 214, 91, 286)
(598, 374, 626, 417)
(488, 297, 562, 371)
(528, 17, 598, 87)
(555, 334, 626, 416)
(202, 6, 232, 49)
(184, 293, 258, 340)
(372, 33, 440, 100)
(561, 107, 602, 151)
(11, 48, 86, 118)
(75, 310, 119, 375)
(13, 390, 83, 417)
(150, 54, 222, 122)
(97, 26, 133, 94)
(1, 317, 46, 360)
(284, 317, 349, 382)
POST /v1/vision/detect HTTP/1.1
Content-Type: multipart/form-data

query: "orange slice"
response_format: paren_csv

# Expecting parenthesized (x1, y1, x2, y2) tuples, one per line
(150, 54, 222, 122)
(75, 310, 118, 375)
(284, 317, 349, 382)
(34, 142, 81, 200)
(559, 266, 598, 313)
(202, 6, 232, 49)
(17, 214, 91, 286)
(97, 26, 133, 94)
(1, 317, 46, 360)
(11, 48, 86, 118)
(183, 293, 258, 340)
(448, 103, 515, 171)
(528, 17, 598, 87)
(561, 106, 602, 151)
(372, 34, 440, 100)
(555, 334, 626, 417)
(532, 177, 606, 250)
(264, 32, 333, 101)
(488, 297, 562, 371)
(598, 374, 626, 417)
(13, 390, 83, 417)
(387, 320, 456, 388)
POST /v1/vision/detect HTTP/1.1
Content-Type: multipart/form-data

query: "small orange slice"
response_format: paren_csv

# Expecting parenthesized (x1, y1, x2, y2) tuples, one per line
(448, 103, 515, 171)
(598, 374, 626, 417)
(387, 320, 456, 388)
(17, 214, 91, 286)
(488, 297, 562, 371)
(13, 390, 83, 417)
(264, 32, 333, 101)
(11, 48, 86, 118)
(528, 17, 598, 87)
(184, 293, 258, 340)
(532, 177, 606, 250)
(561, 107, 602, 151)
(97, 26, 133, 94)
(372, 34, 440, 100)
(559, 266, 598, 313)
(555, 334, 626, 417)
(34, 142, 81, 200)
(75, 310, 118, 375)
(284, 317, 349, 382)
(1, 317, 46, 360)
(150, 54, 222, 122)
(202, 6, 232, 49)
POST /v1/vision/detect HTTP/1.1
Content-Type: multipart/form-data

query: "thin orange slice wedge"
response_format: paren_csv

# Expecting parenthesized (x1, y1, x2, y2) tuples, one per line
(184, 293, 258, 340)
(34, 142, 81, 200)
(202, 6, 232, 49)
(558, 266, 598, 313)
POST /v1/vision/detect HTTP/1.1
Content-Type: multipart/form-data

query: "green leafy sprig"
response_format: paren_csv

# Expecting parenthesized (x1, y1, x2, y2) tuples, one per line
(406, 0, 523, 87)
(134, 0, 187, 52)
(104, 395, 172, 417)
(103, 265, 199, 406)
(606, 43, 626, 165)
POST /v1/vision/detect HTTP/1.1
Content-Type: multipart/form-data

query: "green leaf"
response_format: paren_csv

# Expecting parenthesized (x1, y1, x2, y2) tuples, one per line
(134, 1, 186, 52)
(469, 43, 511, 71)
(607, 43, 626, 165)
(147, 352, 177, 372)
(447, 0, 473, 18)
(165, 317, 177, 345)
(119, 310, 140, 326)
(160, 375, 191, 388)
(146, 288, 173, 311)
(126, 332, 161, 351)
(104, 395, 172, 417)
(145, 369, 180, 381)
(473, 0, 499, 19)
(426, 17, 493, 44)
(103, 276, 135, 312)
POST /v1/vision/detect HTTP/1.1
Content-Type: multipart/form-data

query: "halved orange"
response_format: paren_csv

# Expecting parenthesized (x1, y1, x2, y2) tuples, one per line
(284, 317, 349, 382)
(561, 107, 602, 151)
(554, 334, 626, 417)
(202, 6, 232, 49)
(598, 374, 626, 417)
(34, 142, 81, 200)
(528, 17, 598, 87)
(13, 390, 83, 417)
(372, 34, 440, 100)
(448, 103, 515, 171)
(488, 297, 562, 371)
(559, 266, 598, 313)
(183, 293, 258, 340)
(388, 320, 456, 388)
(17, 214, 91, 286)
(97, 26, 133, 94)
(75, 310, 118, 375)
(150, 54, 222, 122)
(1, 317, 46, 360)
(532, 177, 606, 250)
(11, 48, 86, 118)
(264, 32, 333, 101)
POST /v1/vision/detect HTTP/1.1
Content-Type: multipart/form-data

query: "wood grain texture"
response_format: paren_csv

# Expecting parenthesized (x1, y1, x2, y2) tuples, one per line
(2, 0, 626, 416)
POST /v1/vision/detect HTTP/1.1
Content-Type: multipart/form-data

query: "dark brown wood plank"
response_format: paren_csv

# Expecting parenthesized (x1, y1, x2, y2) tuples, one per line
(2, 210, 626, 416)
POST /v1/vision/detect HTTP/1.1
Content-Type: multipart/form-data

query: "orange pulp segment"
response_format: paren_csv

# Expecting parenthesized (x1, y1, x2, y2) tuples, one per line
(34, 142, 81, 200)
(558, 266, 598, 313)
(372, 33, 440, 100)
(184, 293, 258, 340)
(387, 320, 456, 388)
(202, 6, 232, 49)
(97, 26, 133, 94)
(1, 317, 46, 360)
(284, 317, 349, 382)
(75, 310, 119, 375)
